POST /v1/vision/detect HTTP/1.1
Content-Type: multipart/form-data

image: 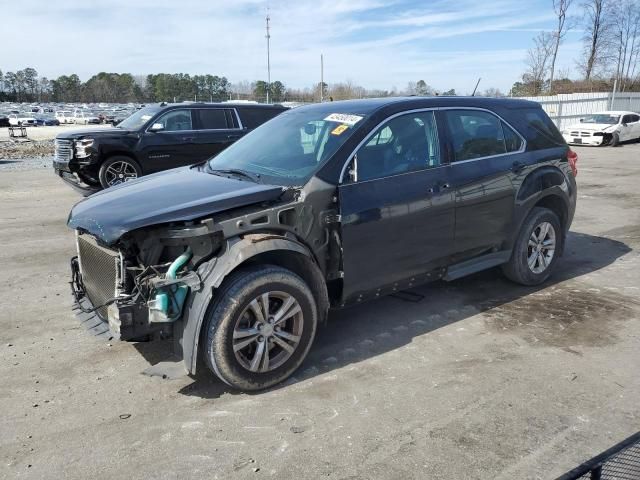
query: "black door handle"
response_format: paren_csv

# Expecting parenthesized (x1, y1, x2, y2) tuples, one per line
(227, 134, 241, 140)
(512, 161, 525, 173)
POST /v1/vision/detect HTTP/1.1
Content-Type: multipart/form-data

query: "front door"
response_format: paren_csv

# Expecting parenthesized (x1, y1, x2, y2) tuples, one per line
(338, 110, 455, 301)
(139, 108, 199, 173)
(620, 114, 640, 141)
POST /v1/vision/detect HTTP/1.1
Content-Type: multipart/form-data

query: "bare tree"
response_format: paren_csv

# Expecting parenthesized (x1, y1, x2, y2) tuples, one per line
(610, 0, 640, 91)
(579, 0, 613, 80)
(549, 0, 574, 92)
(525, 31, 555, 94)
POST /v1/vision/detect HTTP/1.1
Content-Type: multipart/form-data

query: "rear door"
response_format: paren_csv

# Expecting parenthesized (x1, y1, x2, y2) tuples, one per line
(138, 108, 199, 173)
(192, 108, 240, 160)
(237, 106, 285, 130)
(442, 108, 525, 261)
(338, 110, 455, 301)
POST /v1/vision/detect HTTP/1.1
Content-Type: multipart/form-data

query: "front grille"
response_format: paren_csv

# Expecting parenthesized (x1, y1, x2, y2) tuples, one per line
(77, 235, 119, 319)
(55, 139, 73, 161)
(569, 131, 592, 137)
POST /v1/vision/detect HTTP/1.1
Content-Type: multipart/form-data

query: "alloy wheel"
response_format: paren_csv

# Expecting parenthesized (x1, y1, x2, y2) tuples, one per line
(232, 291, 303, 373)
(104, 161, 138, 186)
(527, 221, 556, 274)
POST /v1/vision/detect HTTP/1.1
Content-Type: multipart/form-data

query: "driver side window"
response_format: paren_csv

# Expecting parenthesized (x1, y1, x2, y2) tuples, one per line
(155, 110, 193, 131)
(354, 111, 440, 182)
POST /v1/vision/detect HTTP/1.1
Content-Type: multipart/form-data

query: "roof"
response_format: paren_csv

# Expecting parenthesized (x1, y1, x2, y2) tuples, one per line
(292, 96, 542, 116)
(159, 102, 286, 110)
(593, 111, 638, 115)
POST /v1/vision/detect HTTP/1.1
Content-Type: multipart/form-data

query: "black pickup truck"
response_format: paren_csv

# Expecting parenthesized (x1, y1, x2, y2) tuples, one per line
(53, 102, 287, 193)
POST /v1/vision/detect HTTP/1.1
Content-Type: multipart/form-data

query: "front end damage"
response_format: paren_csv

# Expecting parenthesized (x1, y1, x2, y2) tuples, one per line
(71, 219, 222, 343)
(68, 176, 338, 375)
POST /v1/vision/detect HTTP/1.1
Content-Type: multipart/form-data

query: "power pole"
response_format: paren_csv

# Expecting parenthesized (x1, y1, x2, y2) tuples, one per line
(320, 54, 324, 102)
(265, 13, 271, 104)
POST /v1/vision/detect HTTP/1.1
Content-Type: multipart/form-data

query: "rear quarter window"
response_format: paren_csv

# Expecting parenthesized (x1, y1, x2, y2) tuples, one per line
(519, 108, 566, 150)
(238, 107, 285, 129)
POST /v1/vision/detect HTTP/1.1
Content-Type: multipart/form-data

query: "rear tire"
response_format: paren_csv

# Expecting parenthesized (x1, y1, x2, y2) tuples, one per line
(502, 207, 562, 286)
(203, 265, 318, 391)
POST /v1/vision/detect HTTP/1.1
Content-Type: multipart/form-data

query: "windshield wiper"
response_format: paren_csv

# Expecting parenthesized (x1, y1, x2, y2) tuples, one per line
(208, 168, 261, 183)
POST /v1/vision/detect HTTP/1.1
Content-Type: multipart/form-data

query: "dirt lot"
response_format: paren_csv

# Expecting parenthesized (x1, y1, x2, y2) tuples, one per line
(0, 125, 112, 161)
(1, 124, 112, 141)
(1, 145, 639, 479)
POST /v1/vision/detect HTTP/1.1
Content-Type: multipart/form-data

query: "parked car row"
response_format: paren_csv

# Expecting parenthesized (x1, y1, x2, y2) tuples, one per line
(0, 101, 141, 128)
(63, 97, 579, 391)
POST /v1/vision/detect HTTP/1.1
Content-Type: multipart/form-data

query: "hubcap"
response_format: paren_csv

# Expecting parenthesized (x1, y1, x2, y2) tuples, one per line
(104, 161, 138, 186)
(232, 291, 303, 373)
(527, 221, 556, 274)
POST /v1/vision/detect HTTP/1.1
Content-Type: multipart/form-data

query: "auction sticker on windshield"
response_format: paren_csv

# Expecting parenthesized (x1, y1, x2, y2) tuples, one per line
(324, 113, 363, 126)
(331, 124, 349, 136)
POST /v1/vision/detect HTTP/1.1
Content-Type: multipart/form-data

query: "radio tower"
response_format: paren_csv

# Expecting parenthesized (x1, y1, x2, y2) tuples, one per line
(265, 12, 271, 104)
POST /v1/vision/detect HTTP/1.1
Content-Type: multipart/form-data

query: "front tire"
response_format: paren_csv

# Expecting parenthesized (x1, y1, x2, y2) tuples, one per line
(610, 132, 620, 147)
(502, 207, 562, 286)
(203, 265, 318, 391)
(98, 156, 142, 188)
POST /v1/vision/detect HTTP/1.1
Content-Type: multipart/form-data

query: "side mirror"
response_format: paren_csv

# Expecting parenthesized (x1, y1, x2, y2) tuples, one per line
(149, 123, 164, 132)
(579, 118, 584, 123)
(346, 155, 358, 183)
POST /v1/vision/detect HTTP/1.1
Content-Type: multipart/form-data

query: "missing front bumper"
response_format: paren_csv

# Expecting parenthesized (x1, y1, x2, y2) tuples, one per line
(70, 257, 168, 341)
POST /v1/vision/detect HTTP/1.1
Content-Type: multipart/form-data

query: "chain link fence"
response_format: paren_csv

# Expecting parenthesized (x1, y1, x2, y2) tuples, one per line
(557, 432, 640, 480)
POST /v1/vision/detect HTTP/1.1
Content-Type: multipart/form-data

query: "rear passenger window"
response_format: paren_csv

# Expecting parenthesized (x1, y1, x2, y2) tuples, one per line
(197, 109, 229, 129)
(238, 108, 283, 129)
(521, 108, 565, 149)
(444, 110, 507, 161)
(502, 122, 523, 152)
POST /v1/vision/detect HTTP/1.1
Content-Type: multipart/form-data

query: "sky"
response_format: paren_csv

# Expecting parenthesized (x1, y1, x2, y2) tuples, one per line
(2, 0, 584, 94)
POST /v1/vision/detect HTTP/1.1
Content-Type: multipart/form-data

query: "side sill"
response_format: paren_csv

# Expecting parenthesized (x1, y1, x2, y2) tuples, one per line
(443, 250, 511, 281)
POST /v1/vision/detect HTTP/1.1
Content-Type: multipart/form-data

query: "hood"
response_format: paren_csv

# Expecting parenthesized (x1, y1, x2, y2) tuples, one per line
(68, 165, 284, 245)
(565, 122, 616, 132)
(56, 127, 131, 140)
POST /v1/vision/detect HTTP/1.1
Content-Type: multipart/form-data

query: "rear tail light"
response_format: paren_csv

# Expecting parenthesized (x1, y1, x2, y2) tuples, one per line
(567, 148, 578, 177)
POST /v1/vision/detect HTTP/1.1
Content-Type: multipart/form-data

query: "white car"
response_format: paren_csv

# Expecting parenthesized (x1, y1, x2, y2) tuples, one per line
(8, 114, 37, 127)
(72, 110, 100, 125)
(562, 111, 640, 146)
(55, 111, 74, 124)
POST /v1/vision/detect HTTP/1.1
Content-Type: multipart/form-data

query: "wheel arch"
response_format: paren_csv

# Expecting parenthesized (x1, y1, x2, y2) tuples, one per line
(179, 234, 329, 374)
(101, 151, 141, 168)
(510, 166, 571, 252)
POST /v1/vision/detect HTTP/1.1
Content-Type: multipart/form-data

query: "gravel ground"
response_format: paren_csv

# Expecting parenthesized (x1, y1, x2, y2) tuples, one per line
(0, 144, 639, 479)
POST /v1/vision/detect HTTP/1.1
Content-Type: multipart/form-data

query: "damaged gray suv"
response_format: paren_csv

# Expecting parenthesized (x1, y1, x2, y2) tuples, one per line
(68, 97, 577, 390)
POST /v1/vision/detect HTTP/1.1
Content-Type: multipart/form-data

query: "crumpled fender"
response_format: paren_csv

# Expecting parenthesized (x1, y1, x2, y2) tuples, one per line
(177, 234, 326, 374)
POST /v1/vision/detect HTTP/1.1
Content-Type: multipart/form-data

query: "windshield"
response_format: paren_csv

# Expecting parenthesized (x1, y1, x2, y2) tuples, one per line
(582, 114, 620, 125)
(208, 108, 366, 186)
(117, 105, 161, 130)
